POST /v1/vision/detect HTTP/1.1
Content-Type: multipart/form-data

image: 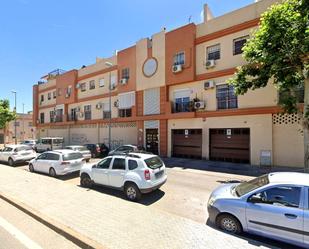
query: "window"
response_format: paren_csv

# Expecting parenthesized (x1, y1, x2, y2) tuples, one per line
(110, 75, 117, 89)
(66, 86, 72, 97)
(121, 68, 130, 80)
(207, 44, 220, 60)
(37, 153, 47, 160)
(118, 108, 132, 118)
(55, 109, 63, 122)
(45, 153, 60, 161)
(50, 111, 55, 123)
(279, 84, 304, 104)
(28, 122, 33, 127)
(233, 36, 249, 55)
(40, 95, 44, 102)
(128, 160, 138, 170)
(84, 105, 91, 120)
(99, 78, 105, 87)
(112, 158, 126, 170)
(254, 186, 301, 208)
(3, 147, 13, 152)
(103, 111, 111, 119)
(80, 83, 86, 92)
(216, 84, 238, 109)
(15, 122, 20, 127)
(53, 91, 57, 99)
(97, 157, 112, 169)
(89, 80, 95, 90)
(173, 52, 185, 66)
(144, 156, 163, 169)
(40, 113, 45, 124)
(174, 97, 191, 113)
(48, 92, 51, 100)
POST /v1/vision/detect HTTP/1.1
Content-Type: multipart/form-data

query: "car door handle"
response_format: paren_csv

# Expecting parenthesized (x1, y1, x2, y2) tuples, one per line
(284, 213, 297, 219)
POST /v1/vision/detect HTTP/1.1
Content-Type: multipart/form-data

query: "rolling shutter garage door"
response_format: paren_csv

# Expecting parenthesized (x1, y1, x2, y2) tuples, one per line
(209, 128, 250, 163)
(172, 129, 202, 159)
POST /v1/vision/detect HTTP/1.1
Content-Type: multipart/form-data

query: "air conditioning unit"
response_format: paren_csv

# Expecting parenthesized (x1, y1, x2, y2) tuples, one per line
(96, 103, 103, 109)
(79, 112, 84, 118)
(194, 101, 205, 110)
(204, 80, 215, 89)
(205, 60, 215, 69)
(76, 83, 81, 89)
(114, 100, 119, 108)
(172, 64, 183, 73)
(120, 78, 128, 85)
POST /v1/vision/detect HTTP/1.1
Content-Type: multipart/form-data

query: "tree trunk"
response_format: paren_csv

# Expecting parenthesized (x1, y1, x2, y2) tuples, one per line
(304, 77, 309, 172)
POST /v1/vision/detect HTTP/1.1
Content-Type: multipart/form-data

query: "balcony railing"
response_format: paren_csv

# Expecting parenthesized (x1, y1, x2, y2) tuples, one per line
(171, 101, 194, 113)
(67, 114, 78, 122)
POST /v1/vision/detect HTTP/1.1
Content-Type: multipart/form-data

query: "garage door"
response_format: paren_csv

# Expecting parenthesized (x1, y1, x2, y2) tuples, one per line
(210, 128, 250, 163)
(172, 129, 202, 159)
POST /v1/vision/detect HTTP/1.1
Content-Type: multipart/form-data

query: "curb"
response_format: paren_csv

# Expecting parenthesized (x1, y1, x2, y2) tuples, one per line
(0, 192, 107, 249)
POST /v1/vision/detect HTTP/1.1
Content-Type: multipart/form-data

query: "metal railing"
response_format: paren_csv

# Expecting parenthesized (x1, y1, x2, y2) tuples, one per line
(171, 101, 194, 113)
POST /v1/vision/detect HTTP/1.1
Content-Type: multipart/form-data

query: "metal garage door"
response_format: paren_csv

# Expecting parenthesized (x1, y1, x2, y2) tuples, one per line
(172, 129, 202, 159)
(210, 128, 250, 163)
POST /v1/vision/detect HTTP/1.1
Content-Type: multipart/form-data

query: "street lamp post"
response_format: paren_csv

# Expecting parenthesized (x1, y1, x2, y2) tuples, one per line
(105, 62, 113, 150)
(11, 91, 17, 145)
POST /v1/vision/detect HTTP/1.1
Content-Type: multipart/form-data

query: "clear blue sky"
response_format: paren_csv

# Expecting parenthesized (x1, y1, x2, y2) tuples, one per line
(0, 0, 253, 113)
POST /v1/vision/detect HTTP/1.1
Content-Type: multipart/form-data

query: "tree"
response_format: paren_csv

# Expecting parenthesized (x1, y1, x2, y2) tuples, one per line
(0, 99, 16, 144)
(228, 0, 309, 169)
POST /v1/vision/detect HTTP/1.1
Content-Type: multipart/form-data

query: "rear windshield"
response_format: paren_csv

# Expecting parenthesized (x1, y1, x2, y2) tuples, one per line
(144, 156, 163, 169)
(62, 152, 83, 161)
(235, 174, 269, 197)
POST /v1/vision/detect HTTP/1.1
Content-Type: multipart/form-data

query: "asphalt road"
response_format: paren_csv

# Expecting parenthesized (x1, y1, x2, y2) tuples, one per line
(3, 160, 302, 249)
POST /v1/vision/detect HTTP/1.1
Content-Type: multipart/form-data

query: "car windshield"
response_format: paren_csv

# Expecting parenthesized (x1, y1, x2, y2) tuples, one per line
(235, 174, 269, 197)
(76, 146, 88, 151)
(144, 156, 163, 169)
(62, 152, 83, 161)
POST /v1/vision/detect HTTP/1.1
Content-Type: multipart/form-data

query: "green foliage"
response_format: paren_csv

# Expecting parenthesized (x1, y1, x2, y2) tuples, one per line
(0, 99, 16, 129)
(229, 0, 309, 113)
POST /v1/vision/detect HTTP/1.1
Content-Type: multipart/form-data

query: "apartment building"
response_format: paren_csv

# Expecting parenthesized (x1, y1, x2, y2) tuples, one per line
(0, 112, 36, 144)
(33, 0, 304, 167)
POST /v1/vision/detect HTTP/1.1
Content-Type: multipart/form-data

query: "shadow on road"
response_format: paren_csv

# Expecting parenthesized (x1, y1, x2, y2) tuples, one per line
(206, 219, 303, 249)
(58, 172, 79, 181)
(78, 184, 165, 206)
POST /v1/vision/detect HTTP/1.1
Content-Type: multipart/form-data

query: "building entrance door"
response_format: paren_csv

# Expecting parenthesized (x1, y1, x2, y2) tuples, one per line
(145, 129, 159, 155)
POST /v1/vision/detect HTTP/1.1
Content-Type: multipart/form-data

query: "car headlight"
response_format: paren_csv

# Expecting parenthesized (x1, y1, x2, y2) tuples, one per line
(208, 196, 216, 206)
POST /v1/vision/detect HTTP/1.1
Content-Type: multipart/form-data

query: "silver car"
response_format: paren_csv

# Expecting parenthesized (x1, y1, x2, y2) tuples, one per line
(65, 145, 91, 162)
(208, 172, 309, 248)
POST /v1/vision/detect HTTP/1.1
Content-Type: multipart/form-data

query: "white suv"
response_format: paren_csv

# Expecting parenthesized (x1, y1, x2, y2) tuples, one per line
(0, 145, 36, 166)
(80, 153, 167, 201)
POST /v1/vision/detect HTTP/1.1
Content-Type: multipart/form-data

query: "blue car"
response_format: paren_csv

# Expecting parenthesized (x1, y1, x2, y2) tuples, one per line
(208, 172, 309, 248)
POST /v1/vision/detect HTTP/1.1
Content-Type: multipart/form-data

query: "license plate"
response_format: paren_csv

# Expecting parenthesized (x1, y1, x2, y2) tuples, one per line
(155, 171, 164, 179)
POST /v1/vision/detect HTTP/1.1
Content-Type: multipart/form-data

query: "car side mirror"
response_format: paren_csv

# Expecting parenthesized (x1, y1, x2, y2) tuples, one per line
(248, 194, 262, 203)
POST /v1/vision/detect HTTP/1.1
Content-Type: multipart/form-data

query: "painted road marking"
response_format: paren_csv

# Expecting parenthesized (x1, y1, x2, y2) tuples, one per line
(0, 216, 43, 249)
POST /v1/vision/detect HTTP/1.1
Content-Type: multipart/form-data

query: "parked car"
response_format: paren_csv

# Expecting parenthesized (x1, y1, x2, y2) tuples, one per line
(84, 143, 109, 158)
(207, 172, 309, 248)
(21, 139, 37, 149)
(108, 144, 145, 156)
(29, 150, 85, 177)
(35, 137, 64, 152)
(65, 145, 91, 162)
(0, 145, 36, 166)
(80, 153, 167, 201)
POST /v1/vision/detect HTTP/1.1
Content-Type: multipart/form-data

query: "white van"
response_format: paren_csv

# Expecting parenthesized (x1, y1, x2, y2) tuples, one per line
(35, 137, 64, 152)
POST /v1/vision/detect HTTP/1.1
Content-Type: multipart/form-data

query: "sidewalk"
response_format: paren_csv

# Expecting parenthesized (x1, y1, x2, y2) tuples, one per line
(0, 165, 277, 249)
(163, 157, 306, 177)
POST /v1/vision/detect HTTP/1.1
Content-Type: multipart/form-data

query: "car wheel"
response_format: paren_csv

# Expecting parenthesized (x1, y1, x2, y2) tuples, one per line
(125, 183, 141, 201)
(86, 159, 90, 163)
(217, 214, 242, 234)
(8, 158, 15, 167)
(80, 174, 92, 188)
(29, 164, 34, 172)
(49, 168, 57, 177)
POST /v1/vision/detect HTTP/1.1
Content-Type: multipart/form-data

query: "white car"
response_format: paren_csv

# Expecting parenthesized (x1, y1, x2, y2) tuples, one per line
(35, 137, 64, 152)
(29, 150, 85, 177)
(80, 153, 167, 201)
(0, 145, 36, 166)
(65, 146, 91, 162)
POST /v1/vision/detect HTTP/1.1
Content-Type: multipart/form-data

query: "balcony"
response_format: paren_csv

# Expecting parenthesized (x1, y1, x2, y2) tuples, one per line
(67, 114, 78, 122)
